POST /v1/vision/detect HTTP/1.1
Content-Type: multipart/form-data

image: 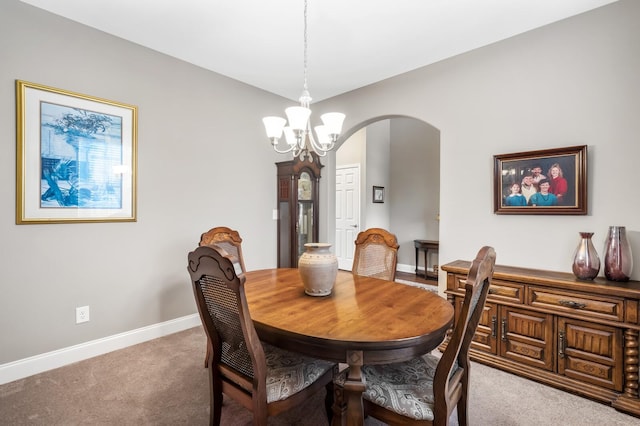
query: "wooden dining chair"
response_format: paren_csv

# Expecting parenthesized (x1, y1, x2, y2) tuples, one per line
(352, 228, 400, 281)
(199, 226, 247, 273)
(199, 226, 247, 367)
(355, 246, 496, 426)
(187, 244, 337, 426)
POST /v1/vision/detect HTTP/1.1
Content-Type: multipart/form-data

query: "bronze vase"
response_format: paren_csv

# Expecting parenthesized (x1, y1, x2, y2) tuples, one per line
(572, 232, 600, 280)
(603, 226, 633, 282)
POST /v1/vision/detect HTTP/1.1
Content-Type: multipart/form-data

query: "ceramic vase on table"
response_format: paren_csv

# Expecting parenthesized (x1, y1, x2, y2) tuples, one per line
(572, 232, 600, 280)
(603, 226, 633, 282)
(298, 243, 339, 296)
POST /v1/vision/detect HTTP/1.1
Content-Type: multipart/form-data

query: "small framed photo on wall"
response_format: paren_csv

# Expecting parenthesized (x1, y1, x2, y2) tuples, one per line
(373, 186, 384, 203)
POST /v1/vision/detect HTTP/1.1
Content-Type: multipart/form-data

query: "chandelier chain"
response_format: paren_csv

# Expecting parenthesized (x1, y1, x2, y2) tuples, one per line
(301, 0, 310, 106)
(304, 0, 307, 89)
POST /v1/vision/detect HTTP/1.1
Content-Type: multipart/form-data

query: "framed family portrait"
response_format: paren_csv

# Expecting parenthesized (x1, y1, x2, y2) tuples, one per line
(493, 145, 587, 215)
(16, 80, 138, 224)
(373, 186, 385, 203)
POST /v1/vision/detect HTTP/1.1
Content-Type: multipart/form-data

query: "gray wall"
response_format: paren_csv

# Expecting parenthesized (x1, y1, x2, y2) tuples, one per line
(319, 0, 639, 285)
(363, 120, 391, 230)
(0, 0, 286, 364)
(390, 118, 440, 267)
(2, 0, 639, 371)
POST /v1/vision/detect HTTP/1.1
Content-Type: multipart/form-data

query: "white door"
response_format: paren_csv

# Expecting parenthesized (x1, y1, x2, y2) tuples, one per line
(335, 165, 360, 270)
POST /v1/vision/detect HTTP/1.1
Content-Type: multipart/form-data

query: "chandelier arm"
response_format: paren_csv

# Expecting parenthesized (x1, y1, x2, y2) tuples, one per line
(306, 126, 333, 155)
(271, 142, 298, 155)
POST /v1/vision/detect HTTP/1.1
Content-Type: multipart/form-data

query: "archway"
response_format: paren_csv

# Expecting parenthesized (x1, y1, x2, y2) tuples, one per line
(328, 116, 441, 275)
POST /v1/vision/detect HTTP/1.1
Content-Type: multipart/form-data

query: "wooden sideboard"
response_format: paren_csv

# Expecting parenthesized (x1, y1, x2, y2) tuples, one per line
(442, 260, 640, 418)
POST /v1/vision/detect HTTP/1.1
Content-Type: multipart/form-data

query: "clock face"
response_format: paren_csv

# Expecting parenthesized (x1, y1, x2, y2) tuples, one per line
(298, 172, 312, 200)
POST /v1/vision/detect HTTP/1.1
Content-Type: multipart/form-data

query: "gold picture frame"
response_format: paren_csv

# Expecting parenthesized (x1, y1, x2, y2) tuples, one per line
(16, 80, 138, 224)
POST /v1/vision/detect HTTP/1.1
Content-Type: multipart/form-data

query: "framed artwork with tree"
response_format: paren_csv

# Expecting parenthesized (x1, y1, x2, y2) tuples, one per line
(16, 80, 137, 224)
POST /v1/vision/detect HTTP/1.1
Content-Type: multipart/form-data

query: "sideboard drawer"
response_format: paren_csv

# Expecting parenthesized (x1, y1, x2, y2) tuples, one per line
(452, 275, 524, 304)
(528, 287, 624, 322)
(487, 280, 525, 304)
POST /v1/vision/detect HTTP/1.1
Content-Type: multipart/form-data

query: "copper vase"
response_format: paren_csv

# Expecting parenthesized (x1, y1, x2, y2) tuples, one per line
(572, 232, 600, 280)
(603, 226, 633, 282)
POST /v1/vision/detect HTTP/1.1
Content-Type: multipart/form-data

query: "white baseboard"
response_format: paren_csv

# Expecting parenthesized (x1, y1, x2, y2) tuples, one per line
(397, 263, 415, 273)
(397, 263, 440, 275)
(0, 313, 201, 385)
(397, 263, 425, 274)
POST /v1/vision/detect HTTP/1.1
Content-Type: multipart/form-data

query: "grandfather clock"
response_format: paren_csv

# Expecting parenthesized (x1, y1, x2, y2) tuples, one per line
(276, 152, 323, 267)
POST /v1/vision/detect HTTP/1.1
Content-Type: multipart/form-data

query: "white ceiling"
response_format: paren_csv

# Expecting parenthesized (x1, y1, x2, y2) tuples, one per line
(21, 0, 618, 102)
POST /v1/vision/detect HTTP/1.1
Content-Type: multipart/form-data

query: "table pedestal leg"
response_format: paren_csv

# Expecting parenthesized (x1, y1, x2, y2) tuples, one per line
(332, 350, 365, 426)
(343, 374, 365, 426)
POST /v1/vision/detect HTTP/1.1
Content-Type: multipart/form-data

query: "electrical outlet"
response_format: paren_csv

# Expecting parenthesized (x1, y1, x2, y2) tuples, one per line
(76, 306, 90, 324)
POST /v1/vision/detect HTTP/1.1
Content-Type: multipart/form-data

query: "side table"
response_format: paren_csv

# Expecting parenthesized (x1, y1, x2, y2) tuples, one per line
(414, 239, 439, 280)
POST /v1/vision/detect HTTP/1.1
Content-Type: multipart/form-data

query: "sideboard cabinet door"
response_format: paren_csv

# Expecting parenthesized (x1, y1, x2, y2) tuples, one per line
(463, 300, 498, 355)
(557, 317, 623, 391)
(500, 306, 554, 372)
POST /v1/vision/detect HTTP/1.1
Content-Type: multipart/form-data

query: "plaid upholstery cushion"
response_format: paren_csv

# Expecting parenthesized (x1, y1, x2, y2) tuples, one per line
(360, 353, 443, 421)
(263, 343, 334, 403)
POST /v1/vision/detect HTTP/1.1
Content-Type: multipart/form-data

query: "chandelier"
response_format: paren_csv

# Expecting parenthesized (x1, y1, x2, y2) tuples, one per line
(262, 0, 345, 157)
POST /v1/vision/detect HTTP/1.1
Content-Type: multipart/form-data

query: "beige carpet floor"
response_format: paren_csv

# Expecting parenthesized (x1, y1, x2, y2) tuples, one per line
(0, 326, 638, 425)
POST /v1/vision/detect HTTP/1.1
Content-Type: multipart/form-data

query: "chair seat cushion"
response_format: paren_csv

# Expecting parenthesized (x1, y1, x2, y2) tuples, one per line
(360, 353, 441, 421)
(263, 343, 334, 403)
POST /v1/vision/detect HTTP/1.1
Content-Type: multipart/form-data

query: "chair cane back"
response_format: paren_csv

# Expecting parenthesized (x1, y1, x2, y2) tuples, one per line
(352, 228, 400, 281)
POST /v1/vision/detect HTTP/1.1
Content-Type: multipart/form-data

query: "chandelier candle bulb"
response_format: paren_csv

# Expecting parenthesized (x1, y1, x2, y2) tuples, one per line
(320, 112, 346, 136)
(285, 106, 311, 132)
(314, 125, 330, 147)
(283, 127, 296, 146)
(263, 116, 286, 142)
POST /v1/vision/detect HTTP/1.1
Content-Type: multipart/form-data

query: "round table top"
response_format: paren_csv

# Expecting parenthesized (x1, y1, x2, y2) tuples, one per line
(244, 268, 454, 363)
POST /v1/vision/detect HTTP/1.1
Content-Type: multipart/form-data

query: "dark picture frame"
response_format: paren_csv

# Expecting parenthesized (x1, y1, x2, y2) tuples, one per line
(494, 145, 587, 215)
(16, 80, 138, 224)
(373, 186, 384, 203)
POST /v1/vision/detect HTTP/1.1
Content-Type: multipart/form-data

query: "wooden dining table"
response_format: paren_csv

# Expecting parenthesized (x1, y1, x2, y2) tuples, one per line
(243, 268, 455, 426)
